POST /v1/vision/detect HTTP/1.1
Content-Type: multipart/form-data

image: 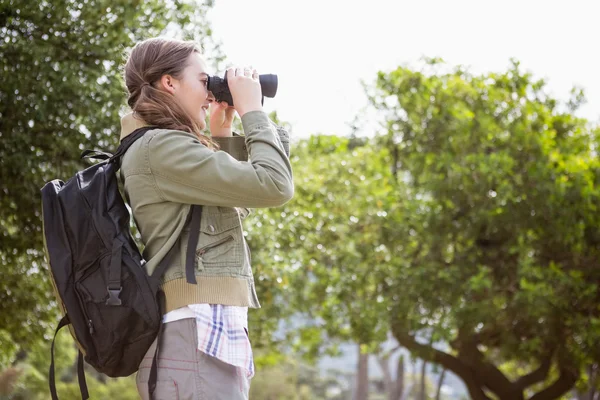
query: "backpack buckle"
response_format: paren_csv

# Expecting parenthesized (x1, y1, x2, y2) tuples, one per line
(106, 287, 122, 306)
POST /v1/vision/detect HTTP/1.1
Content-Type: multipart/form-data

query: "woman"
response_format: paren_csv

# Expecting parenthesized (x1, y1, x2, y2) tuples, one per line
(119, 37, 293, 399)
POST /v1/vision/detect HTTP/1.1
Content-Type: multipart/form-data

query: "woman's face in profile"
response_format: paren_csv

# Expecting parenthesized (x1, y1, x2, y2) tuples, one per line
(171, 53, 214, 129)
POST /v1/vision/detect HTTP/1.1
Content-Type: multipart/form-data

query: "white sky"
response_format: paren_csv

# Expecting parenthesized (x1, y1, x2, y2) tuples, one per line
(209, 0, 599, 138)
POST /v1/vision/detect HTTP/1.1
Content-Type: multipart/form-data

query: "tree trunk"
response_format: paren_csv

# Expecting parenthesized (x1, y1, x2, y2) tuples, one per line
(587, 364, 598, 400)
(0, 367, 23, 396)
(420, 359, 427, 400)
(395, 354, 405, 400)
(391, 327, 580, 400)
(377, 349, 405, 400)
(355, 344, 369, 400)
(435, 369, 446, 400)
(378, 353, 394, 400)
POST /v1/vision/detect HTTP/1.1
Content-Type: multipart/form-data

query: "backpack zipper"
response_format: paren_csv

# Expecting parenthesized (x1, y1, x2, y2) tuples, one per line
(197, 235, 235, 256)
(75, 285, 95, 335)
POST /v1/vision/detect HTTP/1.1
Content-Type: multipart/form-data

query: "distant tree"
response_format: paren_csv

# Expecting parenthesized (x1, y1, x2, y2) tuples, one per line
(377, 349, 405, 400)
(255, 58, 600, 400)
(370, 59, 600, 399)
(435, 368, 446, 400)
(244, 134, 398, 359)
(575, 363, 599, 400)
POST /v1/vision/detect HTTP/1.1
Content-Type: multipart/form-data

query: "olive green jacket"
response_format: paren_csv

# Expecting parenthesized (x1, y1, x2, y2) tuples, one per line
(118, 111, 293, 312)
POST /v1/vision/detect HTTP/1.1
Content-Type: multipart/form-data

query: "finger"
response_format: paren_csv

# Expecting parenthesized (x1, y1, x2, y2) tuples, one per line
(235, 67, 243, 76)
(252, 69, 259, 80)
(226, 67, 235, 80)
(243, 66, 251, 77)
(210, 101, 226, 111)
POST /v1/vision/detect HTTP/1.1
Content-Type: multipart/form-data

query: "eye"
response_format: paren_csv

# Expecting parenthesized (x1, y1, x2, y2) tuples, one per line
(200, 79, 208, 88)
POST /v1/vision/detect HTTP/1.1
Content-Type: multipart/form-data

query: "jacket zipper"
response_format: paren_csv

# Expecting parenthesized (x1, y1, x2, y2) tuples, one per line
(197, 235, 235, 256)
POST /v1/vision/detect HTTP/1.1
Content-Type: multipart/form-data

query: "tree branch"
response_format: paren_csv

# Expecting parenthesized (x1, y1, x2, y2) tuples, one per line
(456, 328, 517, 399)
(524, 324, 576, 400)
(392, 329, 491, 400)
(514, 355, 553, 392)
(528, 367, 578, 400)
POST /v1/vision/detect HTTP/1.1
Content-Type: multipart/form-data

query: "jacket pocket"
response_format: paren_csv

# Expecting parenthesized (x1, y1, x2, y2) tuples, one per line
(197, 235, 235, 257)
(180, 207, 244, 276)
(193, 213, 243, 270)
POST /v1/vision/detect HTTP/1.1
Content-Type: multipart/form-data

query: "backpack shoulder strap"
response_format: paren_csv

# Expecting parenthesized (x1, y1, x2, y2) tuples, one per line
(150, 205, 202, 284)
(110, 126, 158, 163)
(49, 315, 89, 400)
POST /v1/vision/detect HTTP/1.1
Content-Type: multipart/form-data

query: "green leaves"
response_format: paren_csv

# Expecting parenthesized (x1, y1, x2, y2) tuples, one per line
(244, 135, 401, 358)
(0, 0, 219, 363)
(371, 58, 600, 396)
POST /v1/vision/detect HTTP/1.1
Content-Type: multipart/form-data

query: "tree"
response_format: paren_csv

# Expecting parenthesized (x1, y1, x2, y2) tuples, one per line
(239, 111, 298, 354)
(0, 0, 219, 358)
(377, 349, 405, 400)
(356, 345, 370, 400)
(369, 58, 600, 399)
(435, 368, 447, 400)
(244, 134, 400, 357)
(243, 134, 408, 400)
(254, 58, 599, 400)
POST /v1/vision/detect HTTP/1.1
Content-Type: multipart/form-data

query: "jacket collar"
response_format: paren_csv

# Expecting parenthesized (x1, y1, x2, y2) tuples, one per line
(120, 112, 149, 141)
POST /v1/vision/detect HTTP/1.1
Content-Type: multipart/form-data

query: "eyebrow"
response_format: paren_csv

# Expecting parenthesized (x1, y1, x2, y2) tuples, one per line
(199, 72, 209, 78)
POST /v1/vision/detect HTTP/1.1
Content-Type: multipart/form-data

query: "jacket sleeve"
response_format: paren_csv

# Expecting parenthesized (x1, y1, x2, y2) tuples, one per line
(147, 111, 294, 208)
(211, 134, 248, 161)
(211, 121, 290, 162)
(271, 122, 290, 158)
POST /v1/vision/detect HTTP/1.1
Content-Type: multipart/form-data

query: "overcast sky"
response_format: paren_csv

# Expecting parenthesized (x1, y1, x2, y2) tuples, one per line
(209, 0, 599, 138)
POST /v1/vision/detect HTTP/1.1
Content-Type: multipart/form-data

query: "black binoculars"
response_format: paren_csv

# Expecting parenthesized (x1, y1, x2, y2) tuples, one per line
(207, 73, 278, 107)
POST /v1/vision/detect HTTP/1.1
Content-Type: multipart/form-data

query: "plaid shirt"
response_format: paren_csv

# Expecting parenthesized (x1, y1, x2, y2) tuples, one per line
(163, 304, 254, 378)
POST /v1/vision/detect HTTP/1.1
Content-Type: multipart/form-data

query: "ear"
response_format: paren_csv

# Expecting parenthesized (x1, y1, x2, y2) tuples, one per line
(158, 74, 179, 95)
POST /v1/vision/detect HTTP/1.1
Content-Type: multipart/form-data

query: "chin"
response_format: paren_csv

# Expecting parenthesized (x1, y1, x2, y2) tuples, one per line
(197, 119, 207, 131)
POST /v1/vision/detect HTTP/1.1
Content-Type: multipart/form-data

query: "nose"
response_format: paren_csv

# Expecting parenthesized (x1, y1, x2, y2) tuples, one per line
(206, 90, 215, 103)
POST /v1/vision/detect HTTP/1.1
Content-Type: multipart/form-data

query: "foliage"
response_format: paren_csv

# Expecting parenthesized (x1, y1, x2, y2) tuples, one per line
(0, 0, 218, 359)
(3, 2, 600, 399)
(249, 354, 358, 400)
(249, 58, 600, 400)
(0, 327, 139, 399)
(245, 135, 400, 359)
(369, 58, 600, 399)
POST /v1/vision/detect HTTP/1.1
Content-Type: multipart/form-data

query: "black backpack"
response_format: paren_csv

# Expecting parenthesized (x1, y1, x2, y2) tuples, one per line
(40, 127, 202, 399)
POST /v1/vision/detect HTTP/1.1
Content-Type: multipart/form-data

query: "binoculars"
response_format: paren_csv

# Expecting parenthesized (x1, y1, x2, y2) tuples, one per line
(207, 73, 278, 107)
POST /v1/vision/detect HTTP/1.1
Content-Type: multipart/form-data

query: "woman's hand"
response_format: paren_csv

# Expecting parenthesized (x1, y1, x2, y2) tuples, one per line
(209, 100, 236, 137)
(227, 66, 262, 118)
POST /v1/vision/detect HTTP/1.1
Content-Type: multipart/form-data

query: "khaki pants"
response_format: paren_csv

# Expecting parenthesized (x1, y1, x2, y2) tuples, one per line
(136, 318, 250, 400)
